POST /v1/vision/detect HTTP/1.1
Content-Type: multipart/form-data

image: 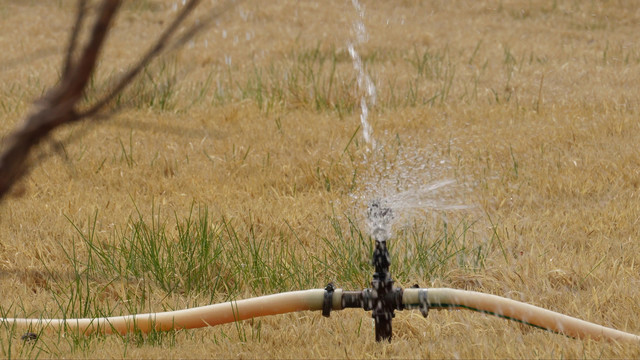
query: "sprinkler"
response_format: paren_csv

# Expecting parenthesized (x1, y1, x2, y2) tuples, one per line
(1, 201, 639, 344)
(324, 200, 422, 342)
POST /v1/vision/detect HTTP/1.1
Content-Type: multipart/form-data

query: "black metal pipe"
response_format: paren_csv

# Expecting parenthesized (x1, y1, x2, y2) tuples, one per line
(341, 291, 363, 308)
(370, 240, 395, 341)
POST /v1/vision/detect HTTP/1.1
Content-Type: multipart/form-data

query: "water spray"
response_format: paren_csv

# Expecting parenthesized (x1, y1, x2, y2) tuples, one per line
(348, 0, 376, 149)
(2, 201, 639, 344)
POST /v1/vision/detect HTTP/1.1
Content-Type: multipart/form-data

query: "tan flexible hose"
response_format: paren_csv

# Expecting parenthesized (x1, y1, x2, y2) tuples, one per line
(2, 287, 639, 343)
(1, 290, 325, 335)
(403, 288, 640, 343)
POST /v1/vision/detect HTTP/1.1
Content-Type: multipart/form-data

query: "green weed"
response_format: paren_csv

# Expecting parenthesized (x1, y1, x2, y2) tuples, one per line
(1, 201, 485, 354)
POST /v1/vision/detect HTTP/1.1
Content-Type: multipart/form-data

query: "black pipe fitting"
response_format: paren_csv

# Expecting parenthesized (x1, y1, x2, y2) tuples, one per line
(322, 283, 336, 318)
(341, 290, 363, 309)
(369, 239, 397, 341)
(325, 201, 430, 342)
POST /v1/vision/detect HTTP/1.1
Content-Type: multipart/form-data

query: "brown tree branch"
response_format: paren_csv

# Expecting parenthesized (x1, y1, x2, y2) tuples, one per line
(0, 0, 222, 202)
(63, 0, 88, 79)
(0, 0, 238, 202)
(80, 0, 242, 120)
(166, 0, 240, 54)
(55, 0, 121, 111)
(79, 0, 202, 119)
(0, 0, 120, 200)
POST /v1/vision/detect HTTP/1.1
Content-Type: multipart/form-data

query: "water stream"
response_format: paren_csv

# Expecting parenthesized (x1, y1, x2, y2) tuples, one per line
(348, 0, 377, 149)
(347, 1, 471, 240)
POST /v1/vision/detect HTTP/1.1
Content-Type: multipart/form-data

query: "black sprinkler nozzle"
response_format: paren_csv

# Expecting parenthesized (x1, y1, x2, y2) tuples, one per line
(326, 201, 430, 342)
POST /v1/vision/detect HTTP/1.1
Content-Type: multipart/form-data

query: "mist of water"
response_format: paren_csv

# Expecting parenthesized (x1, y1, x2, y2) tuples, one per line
(346, 1, 471, 240)
(366, 199, 393, 243)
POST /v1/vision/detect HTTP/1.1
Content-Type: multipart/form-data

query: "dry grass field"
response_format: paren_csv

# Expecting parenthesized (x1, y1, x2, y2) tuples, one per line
(1, 0, 640, 358)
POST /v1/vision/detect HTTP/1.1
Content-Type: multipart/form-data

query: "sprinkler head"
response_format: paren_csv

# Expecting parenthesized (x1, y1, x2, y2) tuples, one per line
(327, 199, 430, 343)
(331, 199, 429, 342)
(367, 199, 393, 243)
(372, 227, 389, 242)
(365, 199, 400, 342)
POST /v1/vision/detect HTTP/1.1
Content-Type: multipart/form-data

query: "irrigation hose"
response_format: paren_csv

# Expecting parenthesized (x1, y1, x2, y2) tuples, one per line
(1, 290, 325, 335)
(1, 288, 638, 343)
(403, 288, 640, 343)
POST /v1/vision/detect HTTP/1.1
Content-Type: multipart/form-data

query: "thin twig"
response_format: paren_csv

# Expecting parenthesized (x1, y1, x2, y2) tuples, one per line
(79, 0, 201, 119)
(80, 0, 242, 119)
(166, 0, 241, 54)
(55, 0, 121, 107)
(0, 0, 238, 202)
(0, 0, 121, 199)
(63, 0, 88, 79)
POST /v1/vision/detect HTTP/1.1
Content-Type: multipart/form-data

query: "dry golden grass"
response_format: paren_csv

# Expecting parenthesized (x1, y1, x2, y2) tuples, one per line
(1, 0, 640, 358)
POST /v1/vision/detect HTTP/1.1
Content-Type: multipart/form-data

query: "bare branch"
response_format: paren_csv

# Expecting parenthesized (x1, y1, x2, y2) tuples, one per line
(166, 0, 241, 54)
(0, 0, 237, 202)
(80, 0, 243, 120)
(79, 0, 202, 119)
(0, 0, 121, 200)
(63, 0, 88, 79)
(57, 0, 121, 107)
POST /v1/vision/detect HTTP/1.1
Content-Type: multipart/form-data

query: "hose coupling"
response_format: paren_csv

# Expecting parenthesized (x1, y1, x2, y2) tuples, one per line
(322, 282, 336, 317)
(404, 288, 429, 318)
